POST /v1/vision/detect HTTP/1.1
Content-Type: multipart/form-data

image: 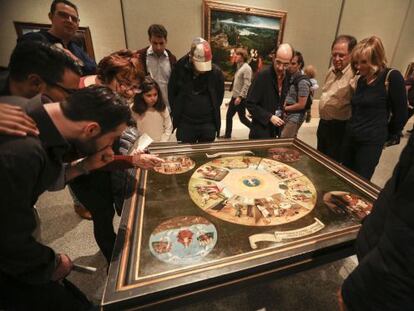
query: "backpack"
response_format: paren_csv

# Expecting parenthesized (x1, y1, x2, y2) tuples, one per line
(291, 75, 313, 110)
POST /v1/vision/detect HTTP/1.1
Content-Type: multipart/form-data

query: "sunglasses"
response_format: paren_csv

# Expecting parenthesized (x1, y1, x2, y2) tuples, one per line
(56, 10, 80, 23)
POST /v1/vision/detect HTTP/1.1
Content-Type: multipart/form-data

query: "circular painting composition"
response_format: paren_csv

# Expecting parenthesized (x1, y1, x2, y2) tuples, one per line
(188, 156, 317, 226)
(149, 216, 217, 265)
(268, 147, 301, 163)
(154, 155, 195, 175)
(323, 191, 373, 220)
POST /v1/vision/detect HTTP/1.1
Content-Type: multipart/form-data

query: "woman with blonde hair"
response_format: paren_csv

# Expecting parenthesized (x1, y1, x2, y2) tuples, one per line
(341, 36, 407, 180)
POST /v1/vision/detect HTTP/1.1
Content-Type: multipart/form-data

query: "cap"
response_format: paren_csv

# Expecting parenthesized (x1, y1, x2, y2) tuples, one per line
(190, 37, 212, 72)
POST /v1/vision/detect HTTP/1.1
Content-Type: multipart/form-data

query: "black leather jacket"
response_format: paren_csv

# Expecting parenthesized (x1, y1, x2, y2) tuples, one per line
(342, 133, 414, 310)
(168, 55, 225, 136)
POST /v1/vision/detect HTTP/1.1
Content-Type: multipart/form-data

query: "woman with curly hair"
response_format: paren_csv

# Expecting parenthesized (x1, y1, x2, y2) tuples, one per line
(80, 49, 144, 101)
(69, 49, 163, 263)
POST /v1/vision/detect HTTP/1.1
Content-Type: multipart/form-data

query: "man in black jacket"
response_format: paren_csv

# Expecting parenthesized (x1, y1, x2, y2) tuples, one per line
(245, 43, 293, 139)
(168, 37, 224, 143)
(0, 86, 131, 310)
(340, 133, 414, 310)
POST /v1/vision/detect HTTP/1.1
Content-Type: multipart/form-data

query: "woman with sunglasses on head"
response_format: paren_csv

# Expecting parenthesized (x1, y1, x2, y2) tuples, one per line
(340, 36, 407, 180)
(69, 49, 144, 220)
(80, 49, 142, 101)
(68, 49, 164, 264)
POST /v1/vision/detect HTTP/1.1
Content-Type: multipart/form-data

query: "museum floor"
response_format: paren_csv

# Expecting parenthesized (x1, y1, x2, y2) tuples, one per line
(35, 100, 413, 310)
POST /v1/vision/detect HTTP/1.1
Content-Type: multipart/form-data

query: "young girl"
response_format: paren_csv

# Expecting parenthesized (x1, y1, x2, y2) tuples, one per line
(132, 77, 173, 142)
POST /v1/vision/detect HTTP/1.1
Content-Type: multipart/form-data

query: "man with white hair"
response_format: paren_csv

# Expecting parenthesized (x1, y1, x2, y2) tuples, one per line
(168, 37, 224, 143)
(245, 43, 293, 139)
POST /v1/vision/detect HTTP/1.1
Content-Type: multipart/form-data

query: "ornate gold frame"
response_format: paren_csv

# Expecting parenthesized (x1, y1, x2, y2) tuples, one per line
(102, 138, 380, 310)
(202, 0, 287, 82)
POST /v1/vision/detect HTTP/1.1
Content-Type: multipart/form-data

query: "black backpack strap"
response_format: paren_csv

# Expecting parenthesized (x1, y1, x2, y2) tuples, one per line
(385, 68, 395, 94)
(384, 68, 395, 112)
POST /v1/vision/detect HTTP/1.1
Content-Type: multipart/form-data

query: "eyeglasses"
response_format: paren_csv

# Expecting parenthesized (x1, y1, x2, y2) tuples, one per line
(275, 59, 290, 68)
(47, 80, 78, 95)
(332, 53, 348, 59)
(116, 78, 140, 92)
(56, 10, 80, 23)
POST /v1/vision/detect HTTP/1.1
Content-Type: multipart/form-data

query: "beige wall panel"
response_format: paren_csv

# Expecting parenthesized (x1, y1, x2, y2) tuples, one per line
(123, 0, 342, 98)
(0, 0, 125, 67)
(391, 1, 414, 74)
(122, 0, 203, 59)
(338, 0, 411, 71)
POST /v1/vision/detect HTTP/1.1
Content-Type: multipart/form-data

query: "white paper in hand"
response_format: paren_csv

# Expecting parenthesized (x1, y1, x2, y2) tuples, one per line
(130, 133, 153, 154)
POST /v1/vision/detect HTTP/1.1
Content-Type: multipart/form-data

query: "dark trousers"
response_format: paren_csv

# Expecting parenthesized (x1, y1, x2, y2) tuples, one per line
(408, 107, 414, 130)
(341, 134, 384, 180)
(224, 97, 251, 138)
(249, 121, 280, 139)
(0, 275, 94, 311)
(69, 171, 116, 263)
(317, 119, 347, 162)
(176, 122, 216, 143)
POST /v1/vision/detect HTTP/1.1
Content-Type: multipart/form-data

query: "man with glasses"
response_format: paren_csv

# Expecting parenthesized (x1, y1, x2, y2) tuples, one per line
(19, 0, 97, 75)
(0, 41, 86, 191)
(316, 35, 357, 162)
(0, 41, 80, 102)
(245, 43, 293, 139)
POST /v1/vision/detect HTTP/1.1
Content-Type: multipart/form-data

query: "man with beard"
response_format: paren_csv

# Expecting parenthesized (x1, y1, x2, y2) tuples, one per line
(0, 40, 84, 190)
(0, 41, 80, 101)
(245, 43, 293, 139)
(0, 86, 131, 310)
(19, 0, 97, 75)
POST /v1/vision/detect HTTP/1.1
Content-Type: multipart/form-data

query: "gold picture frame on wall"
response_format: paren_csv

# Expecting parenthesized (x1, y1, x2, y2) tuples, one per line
(404, 62, 414, 79)
(13, 21, 95, 61)
(203, 0, 287, 81)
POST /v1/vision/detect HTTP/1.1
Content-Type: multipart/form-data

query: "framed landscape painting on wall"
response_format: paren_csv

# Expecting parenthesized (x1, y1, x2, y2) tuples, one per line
(203, 0, 287, 81)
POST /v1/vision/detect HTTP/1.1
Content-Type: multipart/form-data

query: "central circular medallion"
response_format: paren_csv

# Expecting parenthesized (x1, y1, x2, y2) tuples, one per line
(188, 156, 317, 227)
(242, 176, 261, 187)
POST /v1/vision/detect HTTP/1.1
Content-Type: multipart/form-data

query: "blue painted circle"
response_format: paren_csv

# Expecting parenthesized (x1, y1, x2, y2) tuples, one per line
(242, 177, 261, 187)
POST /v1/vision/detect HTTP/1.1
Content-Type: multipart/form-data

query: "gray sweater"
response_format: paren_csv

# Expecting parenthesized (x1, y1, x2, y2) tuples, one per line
(232, 62, 252, 99)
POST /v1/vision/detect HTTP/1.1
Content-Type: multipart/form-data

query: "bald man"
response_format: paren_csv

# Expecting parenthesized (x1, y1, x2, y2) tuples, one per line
(245, 43, 293, 139)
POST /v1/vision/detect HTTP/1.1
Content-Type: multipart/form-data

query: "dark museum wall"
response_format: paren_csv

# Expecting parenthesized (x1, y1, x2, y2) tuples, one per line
(1, 0, 413, 87)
